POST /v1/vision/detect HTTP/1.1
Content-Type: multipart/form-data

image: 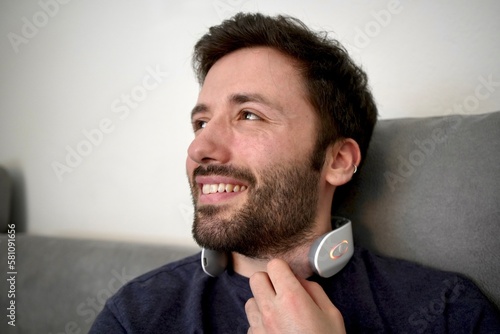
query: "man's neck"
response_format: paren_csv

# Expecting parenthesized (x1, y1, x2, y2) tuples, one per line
(231, 242, 315, 279)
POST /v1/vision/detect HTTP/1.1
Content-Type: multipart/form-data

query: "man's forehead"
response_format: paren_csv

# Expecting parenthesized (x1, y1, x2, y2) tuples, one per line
(202, 47, 301, 86)
(192, 47, 311, 118)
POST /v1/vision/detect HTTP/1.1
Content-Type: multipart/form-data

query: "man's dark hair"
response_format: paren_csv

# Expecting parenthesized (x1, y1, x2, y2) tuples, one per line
(193, 12, 378, 169)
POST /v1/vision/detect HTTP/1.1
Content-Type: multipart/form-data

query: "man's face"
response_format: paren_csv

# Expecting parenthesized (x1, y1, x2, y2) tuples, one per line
(186, 47, 324, 258)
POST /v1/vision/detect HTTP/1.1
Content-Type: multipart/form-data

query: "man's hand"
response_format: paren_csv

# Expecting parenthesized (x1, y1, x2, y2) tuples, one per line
(245, 259, 346, 333)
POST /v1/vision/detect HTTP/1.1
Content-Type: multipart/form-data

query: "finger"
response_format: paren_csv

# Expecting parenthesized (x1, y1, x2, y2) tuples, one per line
(267, 260, 333, 313)
(245, 297, 261, 328)
(249, 271, 275, 297)
(249, 271, 277, 321)
(298, 277, 345, 326)
(266, 258, 304, 296)
(298, 277, 336, 312)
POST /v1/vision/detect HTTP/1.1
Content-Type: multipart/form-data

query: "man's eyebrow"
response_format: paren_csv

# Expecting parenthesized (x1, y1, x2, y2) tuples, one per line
(229, 93, 281, 111)
(190, 104, 208, 120)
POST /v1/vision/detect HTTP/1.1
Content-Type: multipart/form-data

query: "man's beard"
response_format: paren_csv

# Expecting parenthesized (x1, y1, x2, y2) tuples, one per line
(190, 158, 321, 259)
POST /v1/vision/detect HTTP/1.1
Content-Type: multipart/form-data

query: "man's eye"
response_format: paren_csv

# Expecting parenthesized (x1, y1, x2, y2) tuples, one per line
(242, 111, 261, 121)
(192, 120, 207, 131)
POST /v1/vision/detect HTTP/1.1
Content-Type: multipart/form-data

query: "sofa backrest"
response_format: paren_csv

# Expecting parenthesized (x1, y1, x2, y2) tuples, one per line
(333, 110, 500, 310)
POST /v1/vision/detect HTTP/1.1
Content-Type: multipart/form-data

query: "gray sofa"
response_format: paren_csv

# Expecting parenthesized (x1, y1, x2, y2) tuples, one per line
(1, 111, 499, 333)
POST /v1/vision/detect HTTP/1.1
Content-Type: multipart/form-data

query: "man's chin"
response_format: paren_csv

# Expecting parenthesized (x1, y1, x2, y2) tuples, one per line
(192, 213, 237, 250)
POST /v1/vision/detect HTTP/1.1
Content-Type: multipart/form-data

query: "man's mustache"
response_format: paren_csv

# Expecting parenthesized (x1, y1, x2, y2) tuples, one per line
(193, 165, 257, 186)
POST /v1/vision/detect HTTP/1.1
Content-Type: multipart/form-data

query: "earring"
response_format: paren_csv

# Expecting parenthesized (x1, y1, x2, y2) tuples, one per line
(353, 165, 357, 174)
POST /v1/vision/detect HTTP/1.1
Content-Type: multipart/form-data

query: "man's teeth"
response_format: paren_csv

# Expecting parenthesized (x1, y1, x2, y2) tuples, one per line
(202, 183, 247, 194)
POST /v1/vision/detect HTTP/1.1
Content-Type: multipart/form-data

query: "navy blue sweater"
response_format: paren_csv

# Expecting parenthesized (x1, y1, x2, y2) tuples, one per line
(90, 247, 500, 333)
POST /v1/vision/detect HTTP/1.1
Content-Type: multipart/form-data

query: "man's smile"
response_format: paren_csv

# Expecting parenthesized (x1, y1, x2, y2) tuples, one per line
(201, 182, 248, 194)
(195, 175, 249, 204)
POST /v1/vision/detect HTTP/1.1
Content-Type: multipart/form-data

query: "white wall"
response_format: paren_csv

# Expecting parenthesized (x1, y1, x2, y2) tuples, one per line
(1, 0, 499, 246)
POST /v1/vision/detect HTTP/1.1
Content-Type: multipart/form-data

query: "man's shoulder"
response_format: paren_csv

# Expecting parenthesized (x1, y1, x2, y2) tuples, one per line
(332, 247, 500, 333)
(138, 251, 202, 281)
(347, 247, 487, 301)
(125, 252, 201, 287)
(108, 252, 205, 307)
(351, 247, 456, 280)
(90, 252, 213, 332)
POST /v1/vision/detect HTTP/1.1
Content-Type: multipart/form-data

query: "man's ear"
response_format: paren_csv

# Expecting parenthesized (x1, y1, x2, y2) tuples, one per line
(323, 138, 361, 187)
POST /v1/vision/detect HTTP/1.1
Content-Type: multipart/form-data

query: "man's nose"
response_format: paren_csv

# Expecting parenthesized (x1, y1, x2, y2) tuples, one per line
(187, 118, 232, 165)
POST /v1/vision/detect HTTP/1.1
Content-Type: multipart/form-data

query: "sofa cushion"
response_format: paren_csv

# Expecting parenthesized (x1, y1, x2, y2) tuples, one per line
(0, 235, 198, 334)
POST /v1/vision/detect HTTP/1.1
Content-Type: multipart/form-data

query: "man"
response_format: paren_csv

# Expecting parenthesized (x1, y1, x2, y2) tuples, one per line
(91, 13, 500, 333)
